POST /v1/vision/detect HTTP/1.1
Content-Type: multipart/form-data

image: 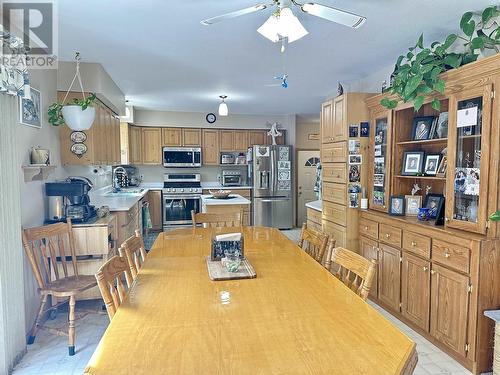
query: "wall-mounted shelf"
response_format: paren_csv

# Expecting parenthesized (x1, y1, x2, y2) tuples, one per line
(395, 175, 446, 181)
(22, 165, 56, 182)
(396, 138, 447, 146)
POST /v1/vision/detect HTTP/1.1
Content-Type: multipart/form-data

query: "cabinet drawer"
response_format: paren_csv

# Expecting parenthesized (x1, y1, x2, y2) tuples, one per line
(322, 219, 346, 248)
(322, 201, 346, 227)
(379, 224, 402, 247)
(403, 231, 431, 259)
(306, 208, 322, 225)
(322, 163, 346, 184)
(359, 218, 378, 240)
(322, 182, 346, 205)
(432, 240, 470, 274)
(307, 220, 322, 233)
(322, 142, 347, 163)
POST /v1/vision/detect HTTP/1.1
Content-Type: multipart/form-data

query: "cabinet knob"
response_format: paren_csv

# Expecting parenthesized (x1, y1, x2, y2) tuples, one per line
(364, 226, 369, 230)
(445, 217, 450, 222)
(444, 252, 451, 258)
(430, 270, 436, 275)
(385, 233, 391, 238)
(411, 241, 417, 247)
(423, 266, 428, 272)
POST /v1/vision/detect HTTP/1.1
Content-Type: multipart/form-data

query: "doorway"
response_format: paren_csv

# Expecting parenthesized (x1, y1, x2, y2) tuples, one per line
(296, 150, 320, 227)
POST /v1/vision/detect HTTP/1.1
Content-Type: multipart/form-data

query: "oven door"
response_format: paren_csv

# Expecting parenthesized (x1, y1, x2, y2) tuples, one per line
(163, 194, 201, 227)
(222, 175, 242, 187)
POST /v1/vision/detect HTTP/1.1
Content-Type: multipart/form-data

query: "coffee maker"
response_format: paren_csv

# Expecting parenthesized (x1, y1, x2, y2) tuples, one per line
(45, 177, 97, 223)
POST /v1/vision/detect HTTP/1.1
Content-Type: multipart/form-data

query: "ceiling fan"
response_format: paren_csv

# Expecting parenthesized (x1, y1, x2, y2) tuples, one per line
(201, 0, 366, 44)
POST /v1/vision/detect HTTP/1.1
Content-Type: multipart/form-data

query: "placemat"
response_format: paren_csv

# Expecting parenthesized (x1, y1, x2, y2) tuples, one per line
(206, 257, 256, 281)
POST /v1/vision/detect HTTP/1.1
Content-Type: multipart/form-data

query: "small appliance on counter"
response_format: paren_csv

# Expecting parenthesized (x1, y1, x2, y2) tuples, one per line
(112, 165, 141, 189)
(220, 153, 236, 165)
(45, 176, 96, 223)
(222, 170, 242, 187)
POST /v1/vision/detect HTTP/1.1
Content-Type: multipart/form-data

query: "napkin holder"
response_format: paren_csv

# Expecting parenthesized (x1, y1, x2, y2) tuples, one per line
(211, 233, 244, 261)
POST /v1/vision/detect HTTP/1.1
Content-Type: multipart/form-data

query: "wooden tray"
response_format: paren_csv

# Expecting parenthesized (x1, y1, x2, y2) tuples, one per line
(206, 257, 256, 281)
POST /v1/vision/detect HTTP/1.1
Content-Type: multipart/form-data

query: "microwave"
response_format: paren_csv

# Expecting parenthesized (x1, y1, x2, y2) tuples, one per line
(163, 147, 202, 168)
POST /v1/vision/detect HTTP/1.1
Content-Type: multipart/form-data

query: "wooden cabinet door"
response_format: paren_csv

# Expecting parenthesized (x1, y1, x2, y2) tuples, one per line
(141, 128, 162, 165)
(333, 96, 346, 141)
(182, 128, 201, 146)
(234, 130, 248, 151)
(104, 107, 114, 165)
(202, 129, 219, 165)
(401, 253, 431, 331)
(114, 116, 122, 164)
(360, 236, 378, 299)
(220, 130, 235, 151)
(129, 126, 142, 164)
(147, 191, 162, 230)
(430, 264, 470, 356)
(248, 130, 266, 146)
(162, 128, 182, 146)
(378, 244, 401, 312)
(321, 99, 333, 144)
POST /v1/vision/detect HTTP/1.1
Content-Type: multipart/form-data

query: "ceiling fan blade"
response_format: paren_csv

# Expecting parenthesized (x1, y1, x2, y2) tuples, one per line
(201, 4, 268, 26)
(301, 3, 366, 28)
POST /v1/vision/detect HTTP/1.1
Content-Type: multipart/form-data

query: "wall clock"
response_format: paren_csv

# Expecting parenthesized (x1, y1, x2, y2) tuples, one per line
(206, 113, 217, 124)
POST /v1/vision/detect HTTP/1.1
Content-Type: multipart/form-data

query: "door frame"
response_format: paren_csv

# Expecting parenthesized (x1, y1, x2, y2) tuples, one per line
(295, 148, 320, 227)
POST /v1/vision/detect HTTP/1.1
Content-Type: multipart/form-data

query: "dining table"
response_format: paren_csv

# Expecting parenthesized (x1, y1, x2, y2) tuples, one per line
(84, 226, 417, 374)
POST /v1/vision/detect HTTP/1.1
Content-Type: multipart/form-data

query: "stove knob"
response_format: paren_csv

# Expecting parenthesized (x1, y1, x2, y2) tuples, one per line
(171, 188, 176, 193)
(189, 188, 193, 192)
(180, 188, 184, 192)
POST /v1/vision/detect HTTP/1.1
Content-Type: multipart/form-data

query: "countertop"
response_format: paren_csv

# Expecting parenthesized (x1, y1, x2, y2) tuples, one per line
(201, 194, 251, 206)
(201, 182, 253, 190)
(305, 200, 322, 212)
(72, 214, 116, 227)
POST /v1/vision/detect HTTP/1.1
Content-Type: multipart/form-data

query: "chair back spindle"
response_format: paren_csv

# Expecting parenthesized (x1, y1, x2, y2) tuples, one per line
(191, 210, 243, 228)
(297, 223, 329, 266)
(118, 229, 147, 282)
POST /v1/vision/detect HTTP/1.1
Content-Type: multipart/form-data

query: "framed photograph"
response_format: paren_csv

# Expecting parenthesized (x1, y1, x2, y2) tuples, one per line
(19, 87, 42, 128)
(424, 154, 440, 175)
(348, 183, 361, 193)
(405, 195, 422, 216)
(373, 174, 384, 187)
(436, 156, 447, 177)
(389, 196, 405, 216)
(308, 133, 319, 141)
(424, 194, 445, 221)
(402, 152, 425, 176)
(374, 144, 382, 157)
(374, 157, 385, 174)
(412, 116, 435, 140)
(348, 193, 359, 208)
(435, 112, 448, 139)
(349, 165, 361, 182)
(373, 191, 385, 206)
(348, 154, 362, 165)
(360, 122, 369, 137)
(348, 139, 360, 154)
(349, 124, 359, 137)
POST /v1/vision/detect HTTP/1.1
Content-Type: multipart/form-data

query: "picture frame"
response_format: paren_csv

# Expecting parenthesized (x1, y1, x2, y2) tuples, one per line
(435, 112, 448, 139)
(360, 122, 369, 137)
(436, 156, 447, 178)
(308, 133, 319, 141)
(389, 196, 405, 216)
(411, 116, 435, 140)
(348, 124, 359, 138)
(348, 154, 362, 165)
(424, 154, 440, 175)
(401, 151, 425, 176)
(424, 194, 445, 222)
(19, 87, 42, 128)
(405, 195, 422, 216)
(348, 193, 359, 208)
(349, 165, 361, 182)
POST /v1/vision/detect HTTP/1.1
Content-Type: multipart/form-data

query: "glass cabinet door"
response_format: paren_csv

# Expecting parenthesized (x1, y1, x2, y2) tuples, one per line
(369, 110, 392, 212)
(445, 84, 492, 234)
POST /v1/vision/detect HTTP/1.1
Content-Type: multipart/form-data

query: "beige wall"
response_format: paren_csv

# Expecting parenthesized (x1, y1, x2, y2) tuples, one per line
(295, 121, 320, 150)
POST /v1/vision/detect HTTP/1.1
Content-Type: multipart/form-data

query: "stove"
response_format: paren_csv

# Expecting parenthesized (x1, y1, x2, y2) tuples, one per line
(162, 173, 202, 229)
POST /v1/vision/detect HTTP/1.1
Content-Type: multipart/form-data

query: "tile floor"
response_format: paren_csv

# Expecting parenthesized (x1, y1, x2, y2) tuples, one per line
(12, 228, 474, 375)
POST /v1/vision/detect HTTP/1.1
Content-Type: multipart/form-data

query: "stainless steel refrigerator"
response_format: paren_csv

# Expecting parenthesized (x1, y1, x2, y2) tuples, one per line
(250, 145, 293, 229)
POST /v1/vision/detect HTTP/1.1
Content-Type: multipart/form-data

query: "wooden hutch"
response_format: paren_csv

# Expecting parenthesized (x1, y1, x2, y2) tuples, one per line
(362, 53, 500, 374)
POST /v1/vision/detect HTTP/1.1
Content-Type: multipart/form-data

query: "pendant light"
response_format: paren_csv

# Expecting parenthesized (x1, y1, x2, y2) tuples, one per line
(218, 95, 228, 116)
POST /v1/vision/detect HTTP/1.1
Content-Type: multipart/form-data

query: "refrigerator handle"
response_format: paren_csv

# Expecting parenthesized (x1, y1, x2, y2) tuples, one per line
(270, 146, 276, 194)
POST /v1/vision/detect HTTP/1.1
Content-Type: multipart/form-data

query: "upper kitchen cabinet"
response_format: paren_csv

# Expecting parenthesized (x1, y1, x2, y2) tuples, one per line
(202, 129, 220, 165)
(182, 128, 202, 146)
(234, 130, 249, 151)
(60, 91, 121, 166)
(162, 127, 201, 147)
(141, 127, 162, 165)
(321, 99, 333, 144)
(220, 130, 235, 152)
(248, 130, 267, 146)
(128, 125, 142, 164)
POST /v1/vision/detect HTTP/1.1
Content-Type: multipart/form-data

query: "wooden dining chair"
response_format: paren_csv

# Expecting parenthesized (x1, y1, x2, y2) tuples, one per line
(297, 223, 329, 266)
(327, 245, 377, 301)
(21, 219, 97, 356)
(191, 210, 243, 228)
(118, 229, 147, 282)
(95, 256, 133, 320)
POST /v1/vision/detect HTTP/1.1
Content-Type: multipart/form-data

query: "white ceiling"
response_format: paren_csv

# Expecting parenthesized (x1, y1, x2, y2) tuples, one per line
(58, 0, 493, 115)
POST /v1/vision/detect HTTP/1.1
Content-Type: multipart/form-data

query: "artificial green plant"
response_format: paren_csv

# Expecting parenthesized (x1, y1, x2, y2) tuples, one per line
(48, 93, 97, 126)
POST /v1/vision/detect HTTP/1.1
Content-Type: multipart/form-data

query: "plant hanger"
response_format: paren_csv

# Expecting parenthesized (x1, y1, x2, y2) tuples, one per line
(61, 52, 87, 105)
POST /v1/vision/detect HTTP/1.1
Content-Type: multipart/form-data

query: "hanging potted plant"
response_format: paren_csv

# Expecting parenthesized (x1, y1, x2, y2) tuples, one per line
(47, 52, 97, 130)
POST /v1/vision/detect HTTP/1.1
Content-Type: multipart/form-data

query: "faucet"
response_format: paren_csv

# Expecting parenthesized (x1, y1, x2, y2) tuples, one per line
(112, 166, 128, 192)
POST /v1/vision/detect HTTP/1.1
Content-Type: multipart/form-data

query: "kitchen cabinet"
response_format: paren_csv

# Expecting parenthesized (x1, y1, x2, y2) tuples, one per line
(129, 125, 142, 164)
(182, 128, 201, 146)
(378, 243, 401, 312)
(360, 236, 379, 299)
(115, 202, 140, 247)
(430, 264, 470, 357)
(162, 128, 182, 146)
(306, 207, 322, 233)
(248, 130, 267, 146)
(220, 130, 235, 152)
(332, 96, 346, 142)
(234, 130, 248, 151)
(202, 129, 220, 165)
(147, 190, 162, 230)
(141, 127, 162, 165)
(60, 92, 121, 166)
(321, 99, 334, 144)
(401, 252, 430, 331)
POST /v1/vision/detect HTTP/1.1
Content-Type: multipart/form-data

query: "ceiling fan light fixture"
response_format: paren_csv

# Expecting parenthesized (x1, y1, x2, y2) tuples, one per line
(301, 3, 366, 28)
(257, 14, 281, 42)
(218, 95, 228, 116)
(257, 7, 308, 43)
